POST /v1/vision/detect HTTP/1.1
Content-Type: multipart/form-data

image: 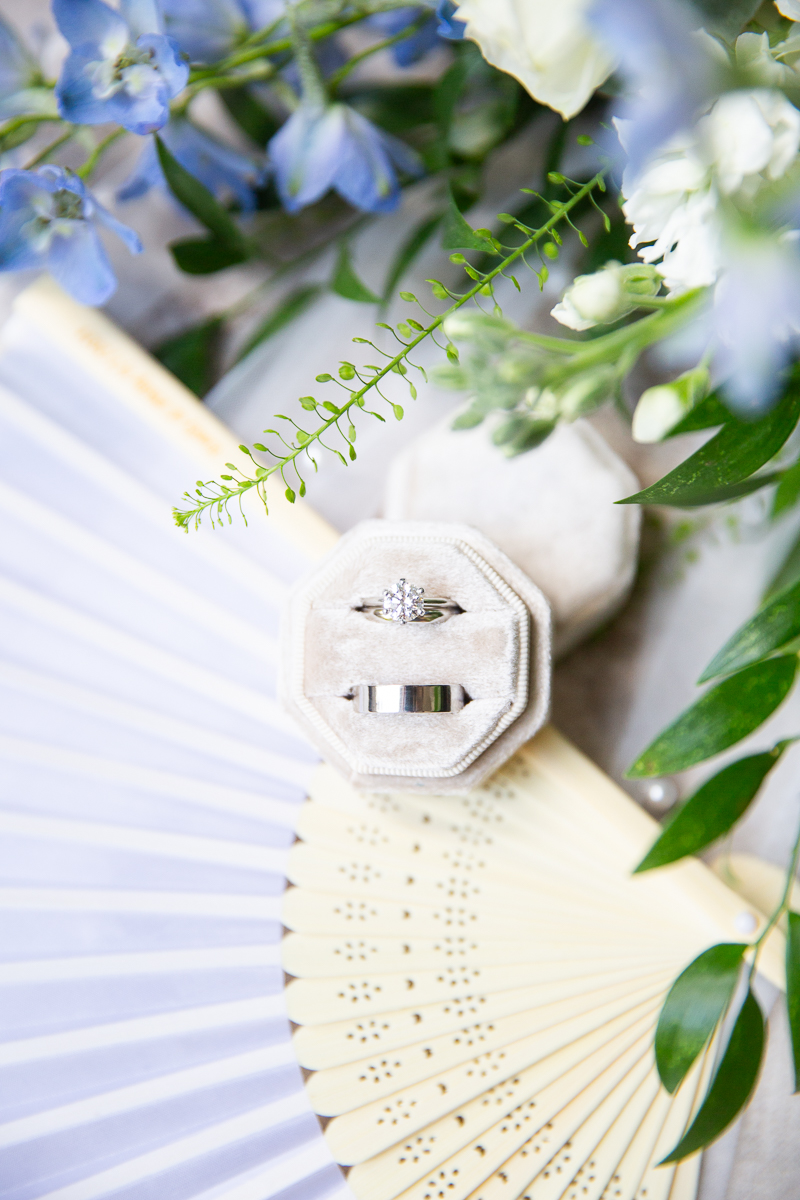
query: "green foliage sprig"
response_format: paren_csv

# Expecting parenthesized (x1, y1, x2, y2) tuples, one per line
(620, 363, 800, 1155)
(174, 170, 609, 529)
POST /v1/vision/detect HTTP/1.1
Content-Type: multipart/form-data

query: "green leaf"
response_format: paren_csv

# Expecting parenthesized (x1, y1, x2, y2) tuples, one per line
(665, 392, 733, 437)
(628, 656, 798, 777)
(656, 943, 747, 1094)
(381, 212, 443, 307)
(331, 243, 380, 304)
(235, 286, 322, 363)
(433, 56, 468, 134)
(635, 745, 788, 872)
(693, 0, 762, 38)
(452, 406, 485, 430)
(765, 527, 800, 601)
(170, 236, 249, 275)
(701, 580, 800, 681)
(773, 459, 800, 519)
(492, 414, 555, 456)
(0, 117, 41, 154)
(218, 86, 278, 145)
(787, 911, 800, 1092)
(155, 135, 250, 255)
(441, 187, 493, 251)
(660, 988, 764, 1162)
(619, 378, 800, 507)
(669, 472, 782, 507)
(153, 317, 223, 397)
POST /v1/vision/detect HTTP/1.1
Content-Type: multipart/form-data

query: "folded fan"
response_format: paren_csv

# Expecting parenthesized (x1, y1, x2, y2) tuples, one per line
(0, 278, 782, 1200)
(0, 280, 347, 1200)
(283, 735, 784, 1200)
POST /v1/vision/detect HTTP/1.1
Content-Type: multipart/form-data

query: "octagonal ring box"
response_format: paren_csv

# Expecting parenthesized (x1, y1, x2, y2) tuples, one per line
(279, 519, 552, 792)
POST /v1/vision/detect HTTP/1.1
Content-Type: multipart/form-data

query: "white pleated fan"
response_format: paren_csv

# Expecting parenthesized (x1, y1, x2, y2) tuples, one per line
(0, 280, 782, 1200)
(0, 281, 344, 1200)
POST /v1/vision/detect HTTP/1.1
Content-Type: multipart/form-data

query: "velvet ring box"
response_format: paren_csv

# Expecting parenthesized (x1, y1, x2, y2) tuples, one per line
(279, 519, 552, 791)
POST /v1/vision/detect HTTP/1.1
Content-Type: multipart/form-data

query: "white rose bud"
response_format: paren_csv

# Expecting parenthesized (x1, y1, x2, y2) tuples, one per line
(631, 365, 710, 443)
(551, 262, 662, 331)
(557, 365, 617, 420)
(443, 310, 516, 350)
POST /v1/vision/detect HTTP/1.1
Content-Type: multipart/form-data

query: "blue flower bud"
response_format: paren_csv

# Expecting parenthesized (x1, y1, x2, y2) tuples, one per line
(268, 102, 422, 215)
(0, 165, 142, 305)
(118, 117, 262, 209)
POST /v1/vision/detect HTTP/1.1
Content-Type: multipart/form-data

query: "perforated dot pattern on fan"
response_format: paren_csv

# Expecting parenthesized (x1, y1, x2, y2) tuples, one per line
(281, 738, 775, 1200)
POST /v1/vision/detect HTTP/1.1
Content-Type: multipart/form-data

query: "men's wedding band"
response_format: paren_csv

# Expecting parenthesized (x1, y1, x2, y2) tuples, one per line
(360, 577, 462, 625)
(352, 684, 467, 714)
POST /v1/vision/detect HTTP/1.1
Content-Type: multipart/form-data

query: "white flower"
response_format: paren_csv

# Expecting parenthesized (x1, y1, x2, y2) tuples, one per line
(631, 365, 710, 443)
(551, 261, 662, 331)
(700, 89, 800, 194)
(623, 88, 800, 294)
(628, 180, 722, 291)
(734, 32, 796, 88)
(452, 0, 613, 119)
(775, 0, 800, 18)
(631, 385, 688, 443)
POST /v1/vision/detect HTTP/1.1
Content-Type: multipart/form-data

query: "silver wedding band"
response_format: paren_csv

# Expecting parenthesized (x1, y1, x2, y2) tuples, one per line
(351, 684, 467, 714)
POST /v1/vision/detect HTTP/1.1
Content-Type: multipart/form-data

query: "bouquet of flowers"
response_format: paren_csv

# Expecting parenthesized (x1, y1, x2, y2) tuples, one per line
(7, 0, 800, 1162)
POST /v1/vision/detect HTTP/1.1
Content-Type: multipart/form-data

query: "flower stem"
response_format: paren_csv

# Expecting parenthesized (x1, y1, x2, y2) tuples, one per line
(177, 61, 276, 105)
(76, 127, 127, 180)
(174, 171, 610, 530)
(24, 125, 75, 168)
(187, 14, 368, 85)
(748, 810, 800, 983)
(286, 2, 328, 109)
(327, 15, 432, 92)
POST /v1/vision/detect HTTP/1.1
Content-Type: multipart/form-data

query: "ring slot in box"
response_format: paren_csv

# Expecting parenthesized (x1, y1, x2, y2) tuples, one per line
(279, 520, 552, 791)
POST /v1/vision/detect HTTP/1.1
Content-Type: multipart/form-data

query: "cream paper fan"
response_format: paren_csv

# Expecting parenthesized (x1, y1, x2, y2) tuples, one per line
(282, 735, 785, 1200)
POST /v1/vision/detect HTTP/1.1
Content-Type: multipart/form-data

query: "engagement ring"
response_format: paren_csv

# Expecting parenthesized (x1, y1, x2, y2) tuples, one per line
(360, 578, 462, 625)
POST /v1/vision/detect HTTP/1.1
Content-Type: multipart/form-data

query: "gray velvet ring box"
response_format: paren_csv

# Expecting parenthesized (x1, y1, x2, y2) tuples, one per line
(279, 519, 552, 791)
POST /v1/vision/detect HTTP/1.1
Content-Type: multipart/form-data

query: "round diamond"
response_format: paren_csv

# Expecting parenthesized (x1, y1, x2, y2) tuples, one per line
(382, 578, 425, 623)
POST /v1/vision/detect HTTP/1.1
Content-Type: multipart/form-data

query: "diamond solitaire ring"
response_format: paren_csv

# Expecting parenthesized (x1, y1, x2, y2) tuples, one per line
(351, 684, 467, 714)
(360, 578, 462, 625)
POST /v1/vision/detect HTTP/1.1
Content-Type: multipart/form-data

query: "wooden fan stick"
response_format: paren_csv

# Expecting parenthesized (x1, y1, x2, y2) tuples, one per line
(348, 1014, 658, 1200)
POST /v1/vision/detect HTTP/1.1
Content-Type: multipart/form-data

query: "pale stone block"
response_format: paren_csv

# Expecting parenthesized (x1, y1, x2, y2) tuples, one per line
(383, 417, 641, 655)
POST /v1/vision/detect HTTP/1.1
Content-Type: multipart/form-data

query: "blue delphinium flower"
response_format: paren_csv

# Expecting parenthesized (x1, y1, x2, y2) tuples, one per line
(118, 117, 262, 209)
(587, 0, 718, 180)
(161, 0, 249, 64)
(160, 0, 286, 62)
(436, 0, 465, 39)
(712, 235, 800, 414)
(0, 165, 142, 305)
(239, 0, 286, 32)
(0, 15, 58, 119)
(54, 0, 189, 135)
(268, 102, 422, 214)
(368, 7, 439, 68)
